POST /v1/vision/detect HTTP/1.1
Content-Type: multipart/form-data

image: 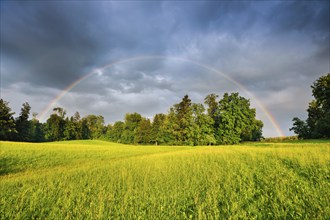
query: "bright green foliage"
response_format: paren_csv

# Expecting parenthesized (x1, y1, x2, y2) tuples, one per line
(161, 95, 196, 146)
(162, 107, 178, 145)
(45, 108, 66, 141)
(204, 93, 219, 119)
(216, 93, 261, 144)
(83, 115, 106, 139)
(204, 93, 219, 129)
(191, 103, 216, 146)
(110, 121, 125, 142)
(1, 140, 329, 219)
(291, 73, 330, 138)
(64, 112, 82, 140)
(0, 99, 16, 140)
(121, 113, 142, 144)
(105, 93, 262, 145)
(134, 117, 152, 144)
(105, 124, 113, 140)
(150, 113, 166, 145)
(246, 118, 263, 141)
(72, 112, 83, 140)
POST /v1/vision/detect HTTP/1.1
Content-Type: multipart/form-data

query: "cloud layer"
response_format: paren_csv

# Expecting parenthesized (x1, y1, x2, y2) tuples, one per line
(1, 1, 329, 137)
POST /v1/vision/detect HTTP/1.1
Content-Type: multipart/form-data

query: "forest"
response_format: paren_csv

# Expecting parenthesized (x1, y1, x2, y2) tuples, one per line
(0, 92, 263, 145)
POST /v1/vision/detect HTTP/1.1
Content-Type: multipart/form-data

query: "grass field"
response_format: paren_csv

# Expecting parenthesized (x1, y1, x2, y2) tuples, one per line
(1, 140, 329, 219)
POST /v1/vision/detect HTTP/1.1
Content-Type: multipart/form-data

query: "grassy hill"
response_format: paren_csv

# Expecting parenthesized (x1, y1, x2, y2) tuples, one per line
(1, 140, 329, 219)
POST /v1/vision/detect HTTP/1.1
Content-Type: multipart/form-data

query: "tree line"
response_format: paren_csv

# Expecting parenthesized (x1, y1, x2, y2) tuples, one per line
(0, 92, 263, 145)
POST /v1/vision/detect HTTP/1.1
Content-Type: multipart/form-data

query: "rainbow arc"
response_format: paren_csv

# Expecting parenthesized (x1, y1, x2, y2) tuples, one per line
(38, 55, 284, 137)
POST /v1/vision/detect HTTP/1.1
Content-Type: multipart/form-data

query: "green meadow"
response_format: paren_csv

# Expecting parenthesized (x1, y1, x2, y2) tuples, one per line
(1, 140, 329, 219)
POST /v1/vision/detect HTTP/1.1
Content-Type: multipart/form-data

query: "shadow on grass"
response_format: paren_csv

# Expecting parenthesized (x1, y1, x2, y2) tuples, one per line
(0, 157, 23, 176)
(278, 158, 328, 184)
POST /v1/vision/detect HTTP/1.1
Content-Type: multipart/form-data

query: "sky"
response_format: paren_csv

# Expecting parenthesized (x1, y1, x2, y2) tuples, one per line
(1, 1, 329, 137)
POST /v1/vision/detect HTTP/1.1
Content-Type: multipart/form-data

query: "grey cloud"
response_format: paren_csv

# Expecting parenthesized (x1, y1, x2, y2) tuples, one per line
(267, 1, 329, 34)
(2, 2, 109, 88)
(1, 1, 169, 89)
(69, 60, 176, 96)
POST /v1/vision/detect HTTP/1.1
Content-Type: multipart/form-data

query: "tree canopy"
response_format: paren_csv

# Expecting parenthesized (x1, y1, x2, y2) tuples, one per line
(290, 73, 330, 139)
(215, 93, 263, 144)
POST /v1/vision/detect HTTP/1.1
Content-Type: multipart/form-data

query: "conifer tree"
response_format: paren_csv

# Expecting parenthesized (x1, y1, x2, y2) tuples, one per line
(0, 99, 16, 140)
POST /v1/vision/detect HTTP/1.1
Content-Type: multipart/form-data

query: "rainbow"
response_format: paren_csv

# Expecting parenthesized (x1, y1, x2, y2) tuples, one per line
(38, 55, 285, 137)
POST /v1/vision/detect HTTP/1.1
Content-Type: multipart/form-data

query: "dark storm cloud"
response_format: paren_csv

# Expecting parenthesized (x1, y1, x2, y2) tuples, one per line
(1, 1, 168, 89)
(267, 1, 329, 34)
(2, 1, 106, 88)
(1, 1, 329, 137)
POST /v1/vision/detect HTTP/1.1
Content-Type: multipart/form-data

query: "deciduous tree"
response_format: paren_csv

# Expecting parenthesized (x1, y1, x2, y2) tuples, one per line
(135, 117, 152, 144)
(111, 121, 125, 142)
(45, 107, 67, 141)
(84, 115, 106, 139)
(216, 93, 260, 144)
(191, 103, 216, 146)
(122, 113, 142, 144)
(291, 73, 330, 138)
(150, 113, 166, 145)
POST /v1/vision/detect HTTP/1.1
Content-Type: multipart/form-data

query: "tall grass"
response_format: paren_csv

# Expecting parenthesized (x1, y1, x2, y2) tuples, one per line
(1, 140, 329, 219)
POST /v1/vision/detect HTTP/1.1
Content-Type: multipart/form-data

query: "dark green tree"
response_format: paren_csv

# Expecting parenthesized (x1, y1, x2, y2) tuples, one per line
(110, 121, 125, 142)
(30, 113, 45, 142)
(15, 102, 32, 141)
(45, 107, 67, 141)
(290, 117, 310, 139)
(174, 95, 194, 145)
(64, 118, 76, 140)
(73, 112, 83, 140)
(204, 93, 219, 122)
(84, 115, 106, 139)
(150, 113, 166, 145)
(204, 93, 219, 140)
(80, 117, 91, 139)
(105, 124, 113, 141)
(0, 99, 16, 140)
(53, 107, 66, 118)
(134, 117, 152, 144)
(291, 73, 330, 138)
(122, 113, 142, 144)
(64, 112, 83, 140)
(251, 119, 264, 141)
(309, 73, 330, 137)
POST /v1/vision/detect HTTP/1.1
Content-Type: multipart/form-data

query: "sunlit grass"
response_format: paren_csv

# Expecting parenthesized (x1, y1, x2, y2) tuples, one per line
(1, 140, 329, 219)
